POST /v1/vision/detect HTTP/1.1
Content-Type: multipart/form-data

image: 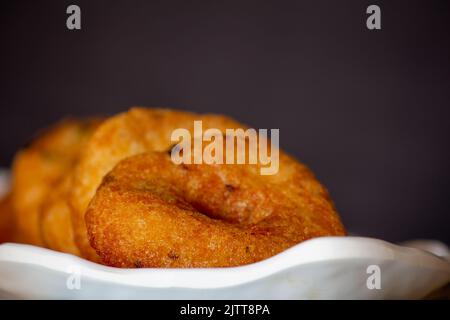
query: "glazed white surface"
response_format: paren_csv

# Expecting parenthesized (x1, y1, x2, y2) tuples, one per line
(0, 237, 449, 299)
(0, 169, 449, 299)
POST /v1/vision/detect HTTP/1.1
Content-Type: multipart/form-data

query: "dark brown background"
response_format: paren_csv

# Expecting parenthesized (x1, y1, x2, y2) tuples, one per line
(1, 1, 449, 243)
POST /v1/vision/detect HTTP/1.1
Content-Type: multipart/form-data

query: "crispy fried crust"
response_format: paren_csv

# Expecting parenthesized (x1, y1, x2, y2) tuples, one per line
(86, 152, 345, 268)
(39, 177, 80, 255)
(8, 107, 345, 268)
(0, 194, 15, 244)
(69, 108, 248, 261)
(11, 119, 101, 246)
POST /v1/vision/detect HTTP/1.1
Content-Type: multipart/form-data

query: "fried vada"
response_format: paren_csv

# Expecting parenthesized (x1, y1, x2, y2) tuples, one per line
(11, 119, 101, 246)
(0, 194, 15, 244)
(39, 176, 80, 255)
(7, 107, 346, 268)
(69, 108, 249, 261)
(86, 150, 345, 268)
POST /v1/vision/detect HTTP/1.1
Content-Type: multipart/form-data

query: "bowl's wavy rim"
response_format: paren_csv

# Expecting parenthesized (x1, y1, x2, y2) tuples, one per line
(0, 236, 449, 289)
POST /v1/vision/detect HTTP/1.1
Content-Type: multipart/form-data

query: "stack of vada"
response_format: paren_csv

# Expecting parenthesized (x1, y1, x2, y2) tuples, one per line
(0, 108, 345, 268)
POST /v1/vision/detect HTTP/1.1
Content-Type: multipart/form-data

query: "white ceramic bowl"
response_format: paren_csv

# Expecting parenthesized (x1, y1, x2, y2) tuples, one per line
(0, 169, 448, 299)
(0, 237, 449, 299)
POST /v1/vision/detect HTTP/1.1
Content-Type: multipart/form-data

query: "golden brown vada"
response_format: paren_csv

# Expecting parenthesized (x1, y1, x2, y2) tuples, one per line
(11, 119, 101, 246)
(86, 151, 345, 268)
(69, 108, 248, 261)
(0, 194, 15, 244)
(7, 107, 345, 268)
(39, 176, 80, 255)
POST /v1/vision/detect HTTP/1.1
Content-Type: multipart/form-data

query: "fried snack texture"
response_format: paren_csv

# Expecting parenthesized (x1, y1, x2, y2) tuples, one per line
(8, 107, 346, 267)
(0, 194, 15, 244)
(11, 119, 101, 246)
(69, 108, 248, 261)
(86, 152, 345, 268)
(39, 176, 80, 255)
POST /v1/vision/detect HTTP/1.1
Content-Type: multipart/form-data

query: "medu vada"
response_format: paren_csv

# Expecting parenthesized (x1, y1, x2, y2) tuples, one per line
(39, 176, 80, 255)
(11, 118, 101, 246)
(0, 194, 15, 244)
(85, 150, 345, 268)
(69, 108, 250, 261)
